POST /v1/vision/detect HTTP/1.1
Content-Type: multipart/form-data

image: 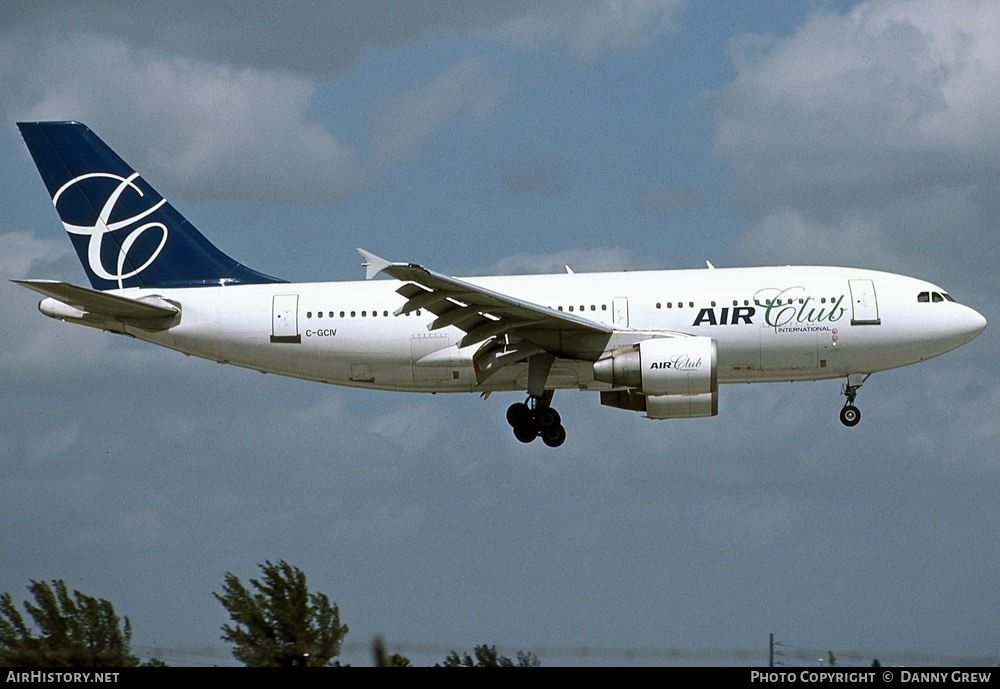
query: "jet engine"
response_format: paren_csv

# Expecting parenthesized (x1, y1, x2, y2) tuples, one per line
(593, 336, 718, 419)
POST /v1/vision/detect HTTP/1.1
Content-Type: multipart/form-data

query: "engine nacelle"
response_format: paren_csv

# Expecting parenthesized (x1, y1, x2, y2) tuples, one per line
(593, 336, 718, 419)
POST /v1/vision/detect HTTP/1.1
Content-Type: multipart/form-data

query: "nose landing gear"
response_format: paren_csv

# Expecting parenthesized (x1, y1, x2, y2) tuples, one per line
(506, 391, 566, 447)
(840, 374, 870, 427)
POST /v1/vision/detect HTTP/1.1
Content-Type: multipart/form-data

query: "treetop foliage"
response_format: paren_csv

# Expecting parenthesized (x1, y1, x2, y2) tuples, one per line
(0, 580, 139, 667)
(439, 644, 540, 667)
(214, 559, 348, 667)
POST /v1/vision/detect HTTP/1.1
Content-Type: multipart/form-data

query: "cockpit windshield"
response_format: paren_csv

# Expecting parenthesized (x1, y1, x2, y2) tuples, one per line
(918, 291, 957, 303)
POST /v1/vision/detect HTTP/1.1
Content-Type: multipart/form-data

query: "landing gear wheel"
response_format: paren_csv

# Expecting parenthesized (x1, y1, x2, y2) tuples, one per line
(507, 392, 567, 446)
(506, 402, 531, 428)
(839, 374, 869, 428)
(840, 405, 861, 427)
(536, 407, 561, 429)
(541, 424, 567, 448)
(513, 422, 538, 443)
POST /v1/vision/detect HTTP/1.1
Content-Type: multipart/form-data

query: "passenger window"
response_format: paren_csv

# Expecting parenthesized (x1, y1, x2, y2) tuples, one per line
(918, 292, 929, 303)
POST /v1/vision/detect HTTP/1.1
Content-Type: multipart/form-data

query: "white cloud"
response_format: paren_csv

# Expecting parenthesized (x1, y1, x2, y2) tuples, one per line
(729, 209, 893, 269)
(6, 37, 361, 203)
(715, 0, 1000, 286)
(716, 0, 1000, 200)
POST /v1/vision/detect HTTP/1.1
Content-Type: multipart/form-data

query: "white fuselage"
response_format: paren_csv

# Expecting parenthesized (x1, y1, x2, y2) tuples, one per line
(101, 265, 985, 396)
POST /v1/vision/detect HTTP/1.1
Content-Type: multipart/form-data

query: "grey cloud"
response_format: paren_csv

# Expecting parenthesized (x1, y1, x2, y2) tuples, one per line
(373, 57, 514, 166)
(0, 1, 526, 78)
(1, 1, 677, 77)
(497, 0, 686, 59)
(1, 2, 687, 203)
(496, 145, 567, 197)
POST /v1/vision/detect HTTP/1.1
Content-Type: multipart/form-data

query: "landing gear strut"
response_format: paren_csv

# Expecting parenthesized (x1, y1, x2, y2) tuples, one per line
(839, 374, 869, 427)
(506, 391, 566, 447)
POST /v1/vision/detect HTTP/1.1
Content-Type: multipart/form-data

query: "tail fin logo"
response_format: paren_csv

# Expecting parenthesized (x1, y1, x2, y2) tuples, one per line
(53, 171, 168, 288)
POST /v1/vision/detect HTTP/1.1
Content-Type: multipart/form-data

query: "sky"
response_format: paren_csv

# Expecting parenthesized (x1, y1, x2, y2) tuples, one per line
(1, 0, 997, 667)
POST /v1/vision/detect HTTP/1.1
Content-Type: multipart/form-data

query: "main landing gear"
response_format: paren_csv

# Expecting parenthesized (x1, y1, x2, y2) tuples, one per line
(506, 391, 567, 447)
(839, 373, 870, 427)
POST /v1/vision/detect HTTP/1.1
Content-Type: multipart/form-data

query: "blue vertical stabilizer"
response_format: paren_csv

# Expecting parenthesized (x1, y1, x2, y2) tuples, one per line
(18, 121, 285, 290)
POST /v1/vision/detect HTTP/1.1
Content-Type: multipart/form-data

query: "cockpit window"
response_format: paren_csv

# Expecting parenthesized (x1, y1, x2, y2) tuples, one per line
(919, 291, 957, 303)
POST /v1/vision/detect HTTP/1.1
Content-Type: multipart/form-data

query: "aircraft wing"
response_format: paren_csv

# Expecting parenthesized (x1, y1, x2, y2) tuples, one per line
(358, 249, 615, 350)
(13, 279, 180, 327)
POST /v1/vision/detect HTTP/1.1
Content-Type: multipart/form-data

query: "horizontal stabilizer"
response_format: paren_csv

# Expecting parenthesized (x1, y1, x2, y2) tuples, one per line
(13, 279, 180, 320)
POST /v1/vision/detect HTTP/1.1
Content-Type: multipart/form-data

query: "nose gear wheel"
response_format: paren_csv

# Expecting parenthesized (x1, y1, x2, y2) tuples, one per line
(840, 374, 870, 427)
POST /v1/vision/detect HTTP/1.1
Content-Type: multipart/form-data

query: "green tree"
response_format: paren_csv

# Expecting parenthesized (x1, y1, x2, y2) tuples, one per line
(372, 635, 411, 667)
(214, 560, 348, 667)
(0, 580, 139, 667)
(439, 644, 540, 667)
(383, 652, 411, 667)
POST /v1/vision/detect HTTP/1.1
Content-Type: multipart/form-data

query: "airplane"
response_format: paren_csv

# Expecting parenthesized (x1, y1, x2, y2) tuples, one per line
(14, 121, 987, 447)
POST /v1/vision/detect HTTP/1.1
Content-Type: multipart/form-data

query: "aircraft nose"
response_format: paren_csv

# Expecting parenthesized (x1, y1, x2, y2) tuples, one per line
(960, 306, 987, 343)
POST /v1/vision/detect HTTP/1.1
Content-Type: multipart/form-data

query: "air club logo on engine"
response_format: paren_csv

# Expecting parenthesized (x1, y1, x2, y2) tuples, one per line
(650, 355, 703, 371)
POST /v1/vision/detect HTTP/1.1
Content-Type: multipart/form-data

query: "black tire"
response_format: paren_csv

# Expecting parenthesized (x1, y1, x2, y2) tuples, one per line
(506, 402, 530, 428)
(536, 407, 561, 429)
(541, 424, 567, 448)
(840, 405, 861, 427)
(513, 422, 538, 443)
